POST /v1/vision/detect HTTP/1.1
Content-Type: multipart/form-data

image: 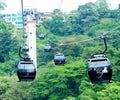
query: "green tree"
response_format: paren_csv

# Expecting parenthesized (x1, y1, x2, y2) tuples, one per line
(65, 14, 84, 35)
(43, 9, 65, 35)
(33, 61, 87, 100)
(97, 83, 120, 100)
(0, 0, 7, 14)
(78, 2, 99, 19)
(95, 0, 110, 18)
(0, 18, 19, 76)
(95, 0, 109, 9)
(78, 2, 100, 29)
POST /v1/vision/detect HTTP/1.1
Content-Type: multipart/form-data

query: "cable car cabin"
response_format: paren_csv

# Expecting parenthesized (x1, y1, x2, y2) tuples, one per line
(23, 33, 28, 38)
(55, 13, 60, 17)
(36, 23, 41, 27)
(54, 52, 65, 65)
(0, 56, 5, 63)
(44, 44, 52, 52)
(17, 58, 36, 81)
(87, 54, 112, 84)
(39, 34, 45, 39)
(23, 11, 27, 16)
(22, 44, 29, 52)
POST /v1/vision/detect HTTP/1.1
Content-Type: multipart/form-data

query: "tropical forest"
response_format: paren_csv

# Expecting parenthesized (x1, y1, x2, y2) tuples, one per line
(0, 0, 120, 99)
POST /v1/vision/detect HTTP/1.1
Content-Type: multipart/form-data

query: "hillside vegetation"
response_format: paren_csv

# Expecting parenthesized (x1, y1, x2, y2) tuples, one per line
(0, 0, 120, 99)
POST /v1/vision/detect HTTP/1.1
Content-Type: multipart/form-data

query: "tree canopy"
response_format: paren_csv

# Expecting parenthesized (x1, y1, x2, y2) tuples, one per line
(0, 0, 120, 99)
(0, 0, 6, 11)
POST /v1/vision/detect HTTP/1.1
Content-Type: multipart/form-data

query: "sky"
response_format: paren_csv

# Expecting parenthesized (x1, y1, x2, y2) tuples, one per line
(2, 0, 120, 14)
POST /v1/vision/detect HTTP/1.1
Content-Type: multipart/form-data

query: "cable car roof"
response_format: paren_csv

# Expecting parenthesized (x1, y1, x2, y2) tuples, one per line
(55, 52, 64, 56)
(91, 54, 106, 58)
(20, 62, 33, 64)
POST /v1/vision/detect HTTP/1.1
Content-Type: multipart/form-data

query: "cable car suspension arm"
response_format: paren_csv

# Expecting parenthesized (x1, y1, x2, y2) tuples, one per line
(19, 46, 22, 58)
(101, 36, 107, 54)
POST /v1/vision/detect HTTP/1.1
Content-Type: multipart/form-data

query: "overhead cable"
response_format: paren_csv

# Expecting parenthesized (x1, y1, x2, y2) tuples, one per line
(57, 0, 63, 9)
(48, 25, 120, 46)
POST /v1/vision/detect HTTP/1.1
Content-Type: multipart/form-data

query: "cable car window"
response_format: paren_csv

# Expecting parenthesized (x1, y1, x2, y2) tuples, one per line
(91, 59, 107, 62)
(89, 61, 110, 68)
(18, 64, 24, 68)
(18, 64, 35, 71)
(55, 55, 65, 60)
(20, 62, 33, 64)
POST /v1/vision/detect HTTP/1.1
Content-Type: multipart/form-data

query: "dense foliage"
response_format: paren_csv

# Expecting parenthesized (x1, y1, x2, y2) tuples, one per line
(0, 0, 120, 99)
(0, 0, 6, 11)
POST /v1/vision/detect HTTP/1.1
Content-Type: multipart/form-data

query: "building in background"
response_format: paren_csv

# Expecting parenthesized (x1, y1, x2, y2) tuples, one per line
(2, 12, 23, 30)
(1, 8, 68, 30)
(2, 8, 37, 30)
